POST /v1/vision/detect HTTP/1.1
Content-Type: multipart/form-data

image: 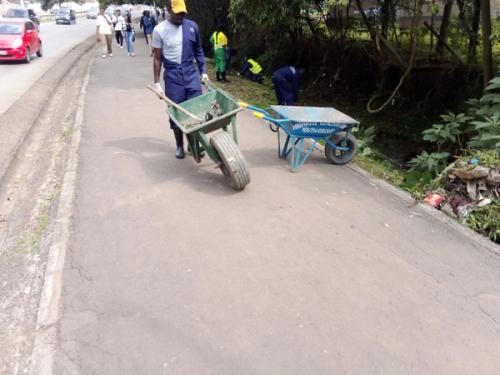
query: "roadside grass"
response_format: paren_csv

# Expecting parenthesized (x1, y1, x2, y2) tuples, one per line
(206, 60, 275, 108)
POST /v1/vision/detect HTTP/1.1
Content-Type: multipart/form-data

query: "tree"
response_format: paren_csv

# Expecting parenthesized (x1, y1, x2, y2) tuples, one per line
(480, 0, 493, 85)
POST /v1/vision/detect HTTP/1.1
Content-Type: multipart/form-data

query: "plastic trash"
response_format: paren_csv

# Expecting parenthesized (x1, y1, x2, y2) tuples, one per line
(424, 193, 445, 208)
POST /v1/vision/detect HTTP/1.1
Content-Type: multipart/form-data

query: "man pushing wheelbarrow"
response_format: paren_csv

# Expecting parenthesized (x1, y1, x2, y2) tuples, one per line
(149, 0, 250, 191)
(151, 0, 209, 159)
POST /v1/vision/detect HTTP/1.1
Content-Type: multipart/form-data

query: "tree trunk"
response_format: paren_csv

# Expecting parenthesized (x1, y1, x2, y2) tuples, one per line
(380, 0, 393, 39)
(436, 0, 452, 55)
(468, 0, 481, 62)
(481, 0, 493, 86)
(456, 0, 467, 26)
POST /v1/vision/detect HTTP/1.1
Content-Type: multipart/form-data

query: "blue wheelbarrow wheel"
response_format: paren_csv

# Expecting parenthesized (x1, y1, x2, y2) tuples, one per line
(325, 132, 358, 165)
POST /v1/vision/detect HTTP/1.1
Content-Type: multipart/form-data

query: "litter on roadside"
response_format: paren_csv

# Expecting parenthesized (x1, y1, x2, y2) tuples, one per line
(422, 159, 499, 219)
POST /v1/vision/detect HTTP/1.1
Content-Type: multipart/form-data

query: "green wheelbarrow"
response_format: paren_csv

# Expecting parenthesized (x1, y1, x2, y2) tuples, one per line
(149, 83, 251, 191)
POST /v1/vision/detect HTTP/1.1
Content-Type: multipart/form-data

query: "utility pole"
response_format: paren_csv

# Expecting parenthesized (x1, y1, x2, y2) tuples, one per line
(480, 0, 493, 86)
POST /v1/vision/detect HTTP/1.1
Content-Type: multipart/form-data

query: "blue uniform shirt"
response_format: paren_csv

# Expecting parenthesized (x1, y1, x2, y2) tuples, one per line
(152, 18, 206, 129)
(272, 66, 300, 105)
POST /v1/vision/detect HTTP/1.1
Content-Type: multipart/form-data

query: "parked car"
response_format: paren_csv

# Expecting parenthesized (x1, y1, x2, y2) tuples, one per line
(87, 7, 98, 19)
(3, 8, 40, 30)
(0, 18, 42, 63)
(55, 8, 76, 25)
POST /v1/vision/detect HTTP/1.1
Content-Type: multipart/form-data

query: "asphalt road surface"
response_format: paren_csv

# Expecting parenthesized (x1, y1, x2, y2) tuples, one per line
(51, 39, 500, 374)
(0, 18, 95, 115)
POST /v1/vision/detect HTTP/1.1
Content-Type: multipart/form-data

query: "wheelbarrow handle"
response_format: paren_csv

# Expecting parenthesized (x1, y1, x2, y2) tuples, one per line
(147, 85, 203, 123)
(203, 80, 216, 91)
(239, 102, 289, 125)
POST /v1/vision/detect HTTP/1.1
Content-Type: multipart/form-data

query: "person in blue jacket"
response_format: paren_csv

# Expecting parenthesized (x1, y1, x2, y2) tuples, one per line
(140, 10, 156, 55)
(272, 66, 302, 106)
(152, 0, 209, 159)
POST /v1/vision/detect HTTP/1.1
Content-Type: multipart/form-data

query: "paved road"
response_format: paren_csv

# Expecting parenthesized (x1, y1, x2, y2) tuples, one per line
(0, 19, 95, 115)
(52, 41, 500, 374)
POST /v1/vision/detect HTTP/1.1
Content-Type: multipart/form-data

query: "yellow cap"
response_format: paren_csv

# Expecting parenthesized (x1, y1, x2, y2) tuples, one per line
(171, 0, 187, 14)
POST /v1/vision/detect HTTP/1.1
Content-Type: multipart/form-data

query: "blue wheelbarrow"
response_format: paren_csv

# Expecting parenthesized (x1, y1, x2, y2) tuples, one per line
(240, 104, 359, 172)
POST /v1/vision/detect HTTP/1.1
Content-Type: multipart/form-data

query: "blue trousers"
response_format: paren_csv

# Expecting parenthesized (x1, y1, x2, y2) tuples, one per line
(125, 33, 134, 54)
(164, 84, 202, 129)
(272, 76, 295, 105)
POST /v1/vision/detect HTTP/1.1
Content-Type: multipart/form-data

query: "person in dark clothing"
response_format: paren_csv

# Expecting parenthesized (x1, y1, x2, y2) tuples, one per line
(272, 66, 302, 105)
(225, 46, 235, 75)
(238, 58, 263, 84)
(140, 11, 148, 42)
(140, 10, 156, 56)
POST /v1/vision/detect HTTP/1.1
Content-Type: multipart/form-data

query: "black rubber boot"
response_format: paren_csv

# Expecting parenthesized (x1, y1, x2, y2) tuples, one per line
(173, 129, 185, 159)
(216, 71, 221, 81)
(222, 71, 229, 83)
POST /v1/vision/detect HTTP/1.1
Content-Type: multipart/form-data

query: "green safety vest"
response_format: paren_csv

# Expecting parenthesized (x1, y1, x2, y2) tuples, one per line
(211, 31, 228, 49)
(248, 59, 262, 74)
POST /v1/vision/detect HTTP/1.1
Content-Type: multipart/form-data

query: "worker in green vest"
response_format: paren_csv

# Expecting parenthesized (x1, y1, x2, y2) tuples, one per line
(210, 26, 229, 82)
(238, 58, 263, 84)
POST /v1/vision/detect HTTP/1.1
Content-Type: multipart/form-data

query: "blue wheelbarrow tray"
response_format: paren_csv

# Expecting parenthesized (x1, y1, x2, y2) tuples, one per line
(262, 105, 360, 171)
(269, 105, 359, 137)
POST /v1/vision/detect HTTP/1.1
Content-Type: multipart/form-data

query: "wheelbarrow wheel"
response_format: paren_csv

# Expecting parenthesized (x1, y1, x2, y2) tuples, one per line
(210, 131, 251, 191)
(325, 132, 358, 165)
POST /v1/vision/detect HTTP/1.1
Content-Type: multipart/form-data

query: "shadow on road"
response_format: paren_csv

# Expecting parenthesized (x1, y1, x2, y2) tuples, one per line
(105, 136, 243, 196)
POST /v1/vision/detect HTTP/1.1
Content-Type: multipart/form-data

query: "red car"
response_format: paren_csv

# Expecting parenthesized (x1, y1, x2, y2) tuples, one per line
(0, 18, 42, 63)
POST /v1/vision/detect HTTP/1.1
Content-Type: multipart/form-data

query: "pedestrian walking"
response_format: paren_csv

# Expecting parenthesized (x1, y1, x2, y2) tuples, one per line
(114, 9, 125, 48)
(272, 66, 302, 105)
(141, 10, 156, 56)
(124, 14, 135, 56)
(152, 0, 208, 159)
(210, 26, 229, 83)
(96, 8, 113, 58)
(140, 10, 148, 42)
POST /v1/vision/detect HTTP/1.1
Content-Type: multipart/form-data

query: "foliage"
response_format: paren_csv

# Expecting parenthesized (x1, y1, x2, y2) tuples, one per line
(407, 150, 450, 176)
(41, 0, 85, 10)
(468, 113, 500, 151)
(465, 201, 500, 243)
(460, 149, 500, 168)
(422, 122, 461, 149)
(352, 126, 376, 156)
(466, 77, 500, 152)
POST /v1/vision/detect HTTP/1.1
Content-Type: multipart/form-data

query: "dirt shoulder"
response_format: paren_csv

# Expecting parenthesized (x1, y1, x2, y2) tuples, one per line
(0, 41, 97, 375)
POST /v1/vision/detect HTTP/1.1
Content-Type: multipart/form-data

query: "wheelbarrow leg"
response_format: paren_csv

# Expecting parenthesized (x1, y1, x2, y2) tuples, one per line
(291, 137, 301, 172)
(290, 138, 317, 172)
(230, 116, 238, 144)
(280, 135, 290, 159)
(281, 136, 300, 159)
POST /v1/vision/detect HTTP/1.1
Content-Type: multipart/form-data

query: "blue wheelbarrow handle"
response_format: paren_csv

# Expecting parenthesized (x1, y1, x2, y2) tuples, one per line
(238, 102, 288, 126)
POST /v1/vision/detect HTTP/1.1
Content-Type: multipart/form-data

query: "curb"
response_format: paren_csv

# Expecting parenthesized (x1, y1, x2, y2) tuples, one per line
(0, 36, 97, 188)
